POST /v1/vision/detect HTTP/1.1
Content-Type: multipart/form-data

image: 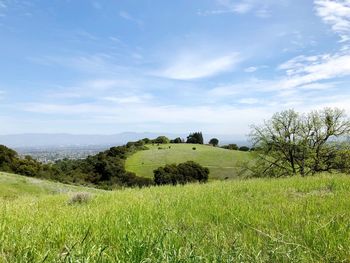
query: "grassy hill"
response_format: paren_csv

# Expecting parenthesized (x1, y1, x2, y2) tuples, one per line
(0, 174, 350, 262)
(125, 143, 252, 179)
(0, 172, 100, 199)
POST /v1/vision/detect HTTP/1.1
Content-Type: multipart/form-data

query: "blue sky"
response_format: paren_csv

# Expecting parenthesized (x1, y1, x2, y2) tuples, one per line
(0, 0, 350, 136)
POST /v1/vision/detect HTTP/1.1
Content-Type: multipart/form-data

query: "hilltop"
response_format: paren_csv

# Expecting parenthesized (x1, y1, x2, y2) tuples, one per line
(125, 143, 252, 179)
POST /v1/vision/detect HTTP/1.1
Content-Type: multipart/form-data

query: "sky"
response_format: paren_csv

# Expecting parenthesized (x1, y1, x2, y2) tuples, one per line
(0, 0, 350, 137)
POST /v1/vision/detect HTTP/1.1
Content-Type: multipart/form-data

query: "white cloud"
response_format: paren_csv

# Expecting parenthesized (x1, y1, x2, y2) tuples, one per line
(102, 95, 152, 104)
(154, 52, 240, 80)
(198, 0, 285, 17)
(315, 0, 350, 42)
(244, 66, 258, 73)
(277, 52, 350, 89)
(238, 98, 260, 104)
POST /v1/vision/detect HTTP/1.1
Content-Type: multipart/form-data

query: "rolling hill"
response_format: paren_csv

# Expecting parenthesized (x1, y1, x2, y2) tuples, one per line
(0, 172, 100, 199)
(125, 143, 253, 179)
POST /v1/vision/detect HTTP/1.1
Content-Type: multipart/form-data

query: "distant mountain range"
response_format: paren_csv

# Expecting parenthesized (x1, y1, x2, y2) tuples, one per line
(0, 133, 248, 148)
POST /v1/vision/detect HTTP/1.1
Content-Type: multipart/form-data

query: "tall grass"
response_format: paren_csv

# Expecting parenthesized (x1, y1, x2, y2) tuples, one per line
(1, 174, 350, 262)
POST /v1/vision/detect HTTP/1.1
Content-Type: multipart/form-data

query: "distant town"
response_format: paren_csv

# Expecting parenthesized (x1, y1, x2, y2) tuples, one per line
(15, 145, 112, 163)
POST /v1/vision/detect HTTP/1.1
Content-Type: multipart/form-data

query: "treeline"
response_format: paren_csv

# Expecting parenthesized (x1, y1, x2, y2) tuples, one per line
(0, 139, 153, 189)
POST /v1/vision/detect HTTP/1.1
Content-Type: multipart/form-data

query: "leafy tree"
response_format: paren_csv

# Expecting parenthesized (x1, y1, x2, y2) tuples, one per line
(250, 108, 350, 177)
(239, 146, 250, 152)
(0, 145, 17, 172)
(186, 132, 204, 144)
(170, 137, 183, 143)
(153, 136, 170, 144)
(209, 138, 219, 146)
(154, 161, 209, 185)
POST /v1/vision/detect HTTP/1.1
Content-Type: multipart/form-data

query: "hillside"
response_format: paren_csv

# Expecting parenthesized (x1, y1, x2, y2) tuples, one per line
(0, 172, 100, 199)
(1, 174, 350, 262)
(125, 143, 252, 179)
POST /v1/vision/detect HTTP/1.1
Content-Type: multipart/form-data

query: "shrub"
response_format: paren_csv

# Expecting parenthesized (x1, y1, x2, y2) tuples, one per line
(68, 192, 91, 205)
(221, 144, 239, 150)
(192, 147, 196, 150)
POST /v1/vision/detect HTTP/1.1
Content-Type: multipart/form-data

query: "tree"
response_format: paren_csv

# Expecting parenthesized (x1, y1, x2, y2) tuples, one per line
(153, 136, 170, 144)
(209, 138, 219, 146)
(154, 161, 209, 185)
(250, 108, 350, 177)
(170, 137, 183, 143)
(186, 132, 204, 144)
(239, 146, 250, 152)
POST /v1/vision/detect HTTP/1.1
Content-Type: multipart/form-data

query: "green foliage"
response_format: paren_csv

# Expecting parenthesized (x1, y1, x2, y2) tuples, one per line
(0, 142, 153, 189)
(1, 174, 350, 262)
(221, 144, 239, 150)
(209, 138, 219, 146)
(154, 161, 209, 185)
(186, 132, 204, 144)
(0, 145, 18, 172)
(170, 137, 183, 143)
(239, 146, 250, 152)
(153, 136, 170, 144)
(250, 108, 350, 177)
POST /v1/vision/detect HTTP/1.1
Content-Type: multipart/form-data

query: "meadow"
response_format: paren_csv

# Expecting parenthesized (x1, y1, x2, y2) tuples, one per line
(1, 173, 350, 262)
(125, 144, 252, 179)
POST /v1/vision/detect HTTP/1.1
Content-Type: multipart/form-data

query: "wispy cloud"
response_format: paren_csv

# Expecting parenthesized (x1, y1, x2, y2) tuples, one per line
(198, 0, 282, 17)
(277, 52, 350, 89)
(315, 0, 350, 42)
(119, 11, 143, 27)
(154, 51, 240, 80)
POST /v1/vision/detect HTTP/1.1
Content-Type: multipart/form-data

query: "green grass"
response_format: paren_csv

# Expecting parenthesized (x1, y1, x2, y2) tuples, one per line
(0, 172, 100, 199)
(1, 173, 350, 262)
(125, 144, 252, 179)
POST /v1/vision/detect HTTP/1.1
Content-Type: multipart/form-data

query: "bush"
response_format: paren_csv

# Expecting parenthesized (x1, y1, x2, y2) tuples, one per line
(68, 192, 91, 205)
(221, 144, 239, 150)
(192, 147, 196, 150)
(154, 161, 209, 185)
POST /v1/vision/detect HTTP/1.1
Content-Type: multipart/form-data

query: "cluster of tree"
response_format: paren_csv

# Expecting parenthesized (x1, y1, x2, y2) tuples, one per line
(221, 144, 251, 151)
(170, 137, 184, 143)
(0, 141, 153, 189)
(186, 132, 204, 144)
(154, 161, 209, 185)
(250, 108, 350, 177)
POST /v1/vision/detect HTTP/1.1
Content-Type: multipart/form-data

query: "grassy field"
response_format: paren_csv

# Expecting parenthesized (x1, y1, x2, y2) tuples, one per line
(1, 173, 350, 262)
(125, 144, 252, 179)
(0, 172, 100, 199)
